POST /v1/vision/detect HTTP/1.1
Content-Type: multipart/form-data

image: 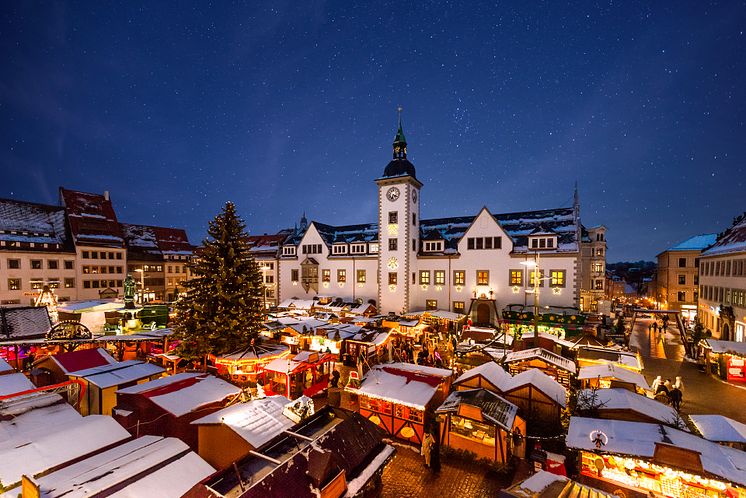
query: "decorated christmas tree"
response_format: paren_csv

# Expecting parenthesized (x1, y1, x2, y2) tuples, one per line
(175, 202, 265, 362)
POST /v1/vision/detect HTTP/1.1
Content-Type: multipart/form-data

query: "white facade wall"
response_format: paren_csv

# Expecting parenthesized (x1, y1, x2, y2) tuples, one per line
(75, 246, 127, 300)
(0, 250, 79, 304)
(698, 253, 746, 341)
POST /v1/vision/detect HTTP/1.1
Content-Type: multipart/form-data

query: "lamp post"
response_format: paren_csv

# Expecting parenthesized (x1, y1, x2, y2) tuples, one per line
(521, 253, 541, 348)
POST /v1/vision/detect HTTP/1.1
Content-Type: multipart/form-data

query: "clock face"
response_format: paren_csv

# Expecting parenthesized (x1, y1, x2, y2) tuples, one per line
(412, 190, 418, 202)
(386, 187, 400, 202)
(387, 257, 399, 270)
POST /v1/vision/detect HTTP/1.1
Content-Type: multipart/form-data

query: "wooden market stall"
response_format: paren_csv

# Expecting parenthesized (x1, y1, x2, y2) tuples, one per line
(436, 388, 526, 464)
(349, 362, 452, 445)
(261, 351, 336, 400)
(702, 339, 746, 383)
(503, 347, 576, 387)
(567, 416, 746, 498)
(210, 342, 290, 384)
(501, 369, 567, 434)
(577, 363, 650, 395)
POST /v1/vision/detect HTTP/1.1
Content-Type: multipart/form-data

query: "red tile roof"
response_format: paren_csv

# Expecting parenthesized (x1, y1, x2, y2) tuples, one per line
(59, 188, 124, 247)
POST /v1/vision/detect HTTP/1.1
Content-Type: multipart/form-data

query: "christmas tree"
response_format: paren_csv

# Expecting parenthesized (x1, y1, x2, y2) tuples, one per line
(175, 202, 265, 362)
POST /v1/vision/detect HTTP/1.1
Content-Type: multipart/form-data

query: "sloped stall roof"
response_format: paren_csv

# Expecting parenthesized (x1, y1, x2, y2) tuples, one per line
(0, 306, 52, 341)
(436, 388, 518, 431)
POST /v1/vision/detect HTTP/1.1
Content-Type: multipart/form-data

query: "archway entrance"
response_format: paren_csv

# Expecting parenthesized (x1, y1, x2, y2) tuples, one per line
(723, 323, 731, 341)
(476, 303, 490, 325)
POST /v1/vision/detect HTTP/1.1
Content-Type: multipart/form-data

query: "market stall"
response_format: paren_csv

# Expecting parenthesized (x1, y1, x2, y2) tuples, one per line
(262, 351, 336, 399)
(350, 362, 452, 444)
(702, 339, 746, 383)
(210, 342, 290, 384)
(503, 347, 576, 387)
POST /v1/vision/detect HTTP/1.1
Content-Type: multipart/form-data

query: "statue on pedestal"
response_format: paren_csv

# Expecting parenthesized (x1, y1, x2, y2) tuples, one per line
(124, 274, 136, 309)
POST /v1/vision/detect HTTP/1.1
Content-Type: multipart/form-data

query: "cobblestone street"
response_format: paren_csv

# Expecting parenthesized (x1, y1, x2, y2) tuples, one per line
(380, 444, 512, 498)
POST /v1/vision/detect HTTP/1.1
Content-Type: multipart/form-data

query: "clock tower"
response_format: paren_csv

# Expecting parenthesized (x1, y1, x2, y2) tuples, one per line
(376, 115, 422, 314)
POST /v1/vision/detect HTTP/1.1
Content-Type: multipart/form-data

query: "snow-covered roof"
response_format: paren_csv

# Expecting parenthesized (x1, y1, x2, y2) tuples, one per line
(703, 214, 746, 257)
(263, 352, 334, 375)
(50, 347, 118, 375)
(516, 331, 574, 348)
(59, 188, 124, 247)
(566, 416, 746, 487)
(666, 233, 718, 252)
(454, 361, 512, 391)
(57, 299, 123, 313)
(511, 470, 567, 495)
(506, 470, 618, 498)
(0, 414, 130, 492)
(576, 346, 643, 370)
(355, 363, 452, 410)
(704, 339, 746, 356)
(0, 393, 80, 443)
(217, 343, 289, 362)
(0, 358, 12, 374)
(690, 414, 746, 443)
(0, 372, 35, 396)
(405, 309, 466, 321)
(577, 388, 678, 424)
(0, 198, 71, 250)
(504, 368, 567, 407)
(436, 388, 518, 431)
(191, 395, 293, 449)
(0, 306, 52, 340)
(277, 299, 316, 310)
(504, 347, 577, 373)
(577, 363, 650, 390)
(116, 373, 240, 417)
(31, 436, 214, 498)
(70, 360, 164, 388)
(121, 223, 193, 260)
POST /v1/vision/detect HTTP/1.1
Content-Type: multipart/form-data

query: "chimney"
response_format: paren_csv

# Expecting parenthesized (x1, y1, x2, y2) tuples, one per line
(103, 190, 110, 201)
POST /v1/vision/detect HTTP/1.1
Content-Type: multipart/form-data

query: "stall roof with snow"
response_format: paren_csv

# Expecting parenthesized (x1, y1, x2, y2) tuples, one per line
(47, 347, 118, 375)
(504, 347, 577, 373)
(0, 306, 52, 342)
(0, 392, 80, 443)
(192, 407, 392, 498)
(436, 388, 518, 431)
(502, 470, 618, 498)
(0, 372, 35, 396)
(30, 436, 214, 498)
(116, 373, 241, 417)
(454, 361, 512, 392)
(578, 363, 650, 390)
(354, 362, 452, 410)
(690, 414, 746, 444)
(0, 412, 130, 492)
(576, 388, 679, 425)
(191, 395, 293, 449)
(704, 339, 746, 357)
(69, 359, 164, 388)
(576, 346, 643, 371)
(503, 368, 567, 407)
(566, 416, 746, 487)
(0, 358, 13, 374)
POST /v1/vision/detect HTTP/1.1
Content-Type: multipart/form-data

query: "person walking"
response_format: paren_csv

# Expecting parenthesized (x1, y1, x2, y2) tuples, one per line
(421, 432, 434, 468)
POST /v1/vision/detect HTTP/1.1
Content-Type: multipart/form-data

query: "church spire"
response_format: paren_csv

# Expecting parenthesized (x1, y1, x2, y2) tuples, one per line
(393, 106, 407, 159)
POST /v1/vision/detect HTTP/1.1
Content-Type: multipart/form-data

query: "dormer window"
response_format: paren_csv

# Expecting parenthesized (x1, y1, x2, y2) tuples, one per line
(332, 244, 347, 255)
(529, 236, 556, 250)
(368, 243, 379, 253)
(282, 246, 297, 256)
(423, 241, 443, 252)
(350, 243, 366, 254)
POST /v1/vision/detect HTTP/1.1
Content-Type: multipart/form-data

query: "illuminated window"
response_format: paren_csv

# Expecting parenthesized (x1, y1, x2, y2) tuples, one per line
(509, 270, 523, 286)
(453, 301, 465, 314)
(322, 269, 331, 282)
(356, 270, 366, 284)
(426, 299, 437, 310)
(434, 270, 445, 285)
(7, 279, 20, 291)
(529, 270, 545, 287)
(453, 271, 465, 286)
(388, 272, 397, 285)
(420, 271, 430, 285)
(337, 269, 346, 283)
(477, 270, 489, 285)
(550, 270, 566, 288)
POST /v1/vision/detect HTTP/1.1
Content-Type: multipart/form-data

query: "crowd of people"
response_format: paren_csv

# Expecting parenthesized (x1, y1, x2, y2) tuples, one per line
(651, 375, 685, 410)
(390, 335, 446, 368)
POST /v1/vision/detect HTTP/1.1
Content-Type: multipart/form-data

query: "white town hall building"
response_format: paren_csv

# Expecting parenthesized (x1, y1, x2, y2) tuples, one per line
(256, 121, 605, 324)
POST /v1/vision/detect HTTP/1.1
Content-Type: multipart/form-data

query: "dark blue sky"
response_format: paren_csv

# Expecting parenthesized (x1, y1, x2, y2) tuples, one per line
(2, 1, 744, 261)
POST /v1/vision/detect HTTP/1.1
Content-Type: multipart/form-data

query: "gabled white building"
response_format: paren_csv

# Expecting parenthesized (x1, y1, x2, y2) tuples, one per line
(276, 120, 602, 324)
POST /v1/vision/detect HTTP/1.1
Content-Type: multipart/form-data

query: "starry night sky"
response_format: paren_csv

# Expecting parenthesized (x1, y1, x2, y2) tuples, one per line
(1, 1, 744, 261)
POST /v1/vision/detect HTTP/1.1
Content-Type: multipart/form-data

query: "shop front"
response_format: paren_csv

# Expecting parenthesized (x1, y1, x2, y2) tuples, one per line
(262, 351, 335, 399)
(703, 339, 746, 383)
(502, 307, 586, 340)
